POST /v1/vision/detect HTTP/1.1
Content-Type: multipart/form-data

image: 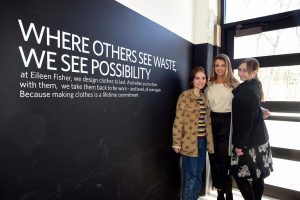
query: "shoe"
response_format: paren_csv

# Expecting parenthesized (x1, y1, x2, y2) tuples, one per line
(217, 191, 225, 200)
(226, 192, 233, 200)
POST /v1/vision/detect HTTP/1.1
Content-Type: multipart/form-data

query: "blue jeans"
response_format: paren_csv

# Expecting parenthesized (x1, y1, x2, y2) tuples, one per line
(182, 137, 207, 200)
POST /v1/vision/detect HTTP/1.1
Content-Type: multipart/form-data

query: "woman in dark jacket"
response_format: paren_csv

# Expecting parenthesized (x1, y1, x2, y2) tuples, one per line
(230, 58, 273, 200)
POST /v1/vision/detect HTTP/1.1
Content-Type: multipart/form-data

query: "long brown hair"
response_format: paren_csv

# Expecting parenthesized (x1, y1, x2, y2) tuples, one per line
(189, 66, 207, 90)
(240, 57, 264, 101)
(210, 54, 238, 88)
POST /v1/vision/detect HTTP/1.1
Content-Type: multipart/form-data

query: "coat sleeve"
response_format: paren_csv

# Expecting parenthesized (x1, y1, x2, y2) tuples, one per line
(202, 94, 214, 154)
(172, 92, 186, 147)
(232, 88, 258, 148)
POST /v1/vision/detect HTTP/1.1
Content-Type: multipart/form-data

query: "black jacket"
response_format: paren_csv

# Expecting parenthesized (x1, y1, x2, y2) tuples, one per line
(232, 79, 269, 148)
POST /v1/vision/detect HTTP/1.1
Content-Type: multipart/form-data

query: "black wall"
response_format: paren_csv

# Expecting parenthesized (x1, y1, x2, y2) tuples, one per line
(0, 0, 193, 199)
(193, 43, 220, 77)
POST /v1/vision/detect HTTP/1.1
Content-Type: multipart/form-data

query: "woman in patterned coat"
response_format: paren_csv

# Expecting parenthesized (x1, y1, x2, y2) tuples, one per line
(230, 58, 273, 200)
(172, 67, 214, 200)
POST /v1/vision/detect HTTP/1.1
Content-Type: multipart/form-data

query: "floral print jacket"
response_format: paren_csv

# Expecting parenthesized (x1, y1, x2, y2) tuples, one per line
(172, 89, 214, 157)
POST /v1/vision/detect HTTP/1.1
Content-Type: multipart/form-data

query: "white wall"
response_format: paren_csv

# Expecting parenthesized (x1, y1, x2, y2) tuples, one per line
(115, 0, 220, 46)
(193, 0, 220, 46)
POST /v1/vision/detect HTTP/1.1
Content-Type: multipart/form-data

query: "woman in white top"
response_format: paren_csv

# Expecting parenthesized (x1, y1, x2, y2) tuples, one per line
(205, 54, 239, 200)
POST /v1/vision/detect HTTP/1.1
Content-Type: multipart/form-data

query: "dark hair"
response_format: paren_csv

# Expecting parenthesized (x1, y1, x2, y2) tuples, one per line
(240, 57, 264, 101)
(189, 66, 207, 89)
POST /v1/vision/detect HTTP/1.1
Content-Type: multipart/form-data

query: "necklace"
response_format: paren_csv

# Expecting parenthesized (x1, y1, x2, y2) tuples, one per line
(193, 89, 200, 97)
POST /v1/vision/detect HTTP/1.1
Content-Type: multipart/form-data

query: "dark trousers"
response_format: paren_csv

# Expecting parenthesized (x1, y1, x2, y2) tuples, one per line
(209, 112, 232, 194)
(235, 178, 264, 200)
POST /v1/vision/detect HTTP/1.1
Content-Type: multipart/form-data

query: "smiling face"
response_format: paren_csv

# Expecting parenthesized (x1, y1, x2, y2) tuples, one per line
(238, 63, 258, 81)
(214, 59, 227, 77)
(193, 71, 207, 90)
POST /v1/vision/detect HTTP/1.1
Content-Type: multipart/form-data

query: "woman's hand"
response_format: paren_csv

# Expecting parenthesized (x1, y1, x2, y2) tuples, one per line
(173, 146, 181, 153)
(262, 108, 271, 119)
(235, 148, 243, 156)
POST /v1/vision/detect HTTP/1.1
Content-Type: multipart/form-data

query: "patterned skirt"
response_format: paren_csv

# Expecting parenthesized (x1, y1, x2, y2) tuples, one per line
(230, 142, 273, 180)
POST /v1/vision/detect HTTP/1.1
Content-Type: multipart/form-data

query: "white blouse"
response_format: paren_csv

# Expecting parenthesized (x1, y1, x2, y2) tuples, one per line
(205, 83, 234, 113)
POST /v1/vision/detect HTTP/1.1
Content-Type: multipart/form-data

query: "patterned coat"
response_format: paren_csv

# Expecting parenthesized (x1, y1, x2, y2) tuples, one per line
(172, 89, 214, 157)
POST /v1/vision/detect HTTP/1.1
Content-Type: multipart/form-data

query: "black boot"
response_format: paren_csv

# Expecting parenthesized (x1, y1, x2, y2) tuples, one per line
(226, 192, 233, 200)
(217, 191, 225, 200)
